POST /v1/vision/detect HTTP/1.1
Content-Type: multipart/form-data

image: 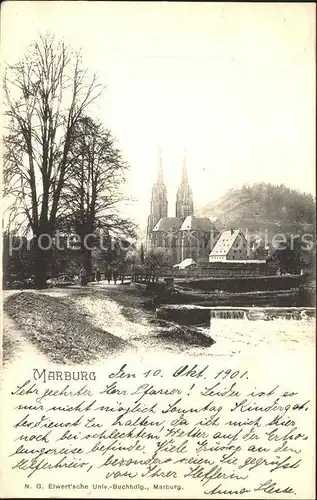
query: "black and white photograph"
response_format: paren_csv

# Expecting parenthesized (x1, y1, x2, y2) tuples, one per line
(1, 2, 315, 499)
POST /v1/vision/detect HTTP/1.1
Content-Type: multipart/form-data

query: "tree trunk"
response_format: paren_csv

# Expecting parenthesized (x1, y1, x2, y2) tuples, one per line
(33, 224, 55, 288)
(82, 247, 92, 279)
(33, 237, 49, 289)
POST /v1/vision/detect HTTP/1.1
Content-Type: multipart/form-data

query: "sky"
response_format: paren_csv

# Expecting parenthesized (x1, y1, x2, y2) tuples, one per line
(1, 1, 316, 228)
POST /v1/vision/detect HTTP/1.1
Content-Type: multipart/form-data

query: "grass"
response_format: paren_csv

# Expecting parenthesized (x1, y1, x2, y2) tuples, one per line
(120, 306, 147, 324)
(4, 292, 126, 364)
(100, 286, 215, 349)
(98, 284, 159, 309)
(2, 333, 15, 365)
(147, 319, 215, 348)
(3, 286, 217, 365)
(72, 286, 216, 349)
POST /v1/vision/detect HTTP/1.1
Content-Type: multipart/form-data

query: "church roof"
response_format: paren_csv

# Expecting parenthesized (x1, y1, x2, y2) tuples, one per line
(152, 217, 183, 232)
(209, 229, 244, 256)
(209, 217, 226, 232)
(180, 215, 217, 232)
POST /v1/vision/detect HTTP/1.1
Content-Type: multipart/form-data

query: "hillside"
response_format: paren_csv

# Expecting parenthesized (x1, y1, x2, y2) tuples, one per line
(196, 183, 315, 235)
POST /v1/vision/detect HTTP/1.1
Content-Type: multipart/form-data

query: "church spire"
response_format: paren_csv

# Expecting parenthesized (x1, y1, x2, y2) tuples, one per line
(157, 147, 163, 183)
(175, 151, 194, 220)
(181, 151, 188, 184)
(147, 147, 168, 238)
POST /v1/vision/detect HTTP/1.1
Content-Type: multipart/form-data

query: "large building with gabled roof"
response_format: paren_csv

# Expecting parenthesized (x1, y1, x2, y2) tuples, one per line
(209, 229, 249, 261)
(146, 151, 220, 265)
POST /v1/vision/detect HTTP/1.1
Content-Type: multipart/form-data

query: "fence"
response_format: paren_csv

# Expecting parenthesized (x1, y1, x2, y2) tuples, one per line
(162, 260, 274, 279)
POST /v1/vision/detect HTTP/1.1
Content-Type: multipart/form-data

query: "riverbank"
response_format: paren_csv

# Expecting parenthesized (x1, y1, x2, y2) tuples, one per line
(2, 286, 215, 365)
(3, 283, 315, 367)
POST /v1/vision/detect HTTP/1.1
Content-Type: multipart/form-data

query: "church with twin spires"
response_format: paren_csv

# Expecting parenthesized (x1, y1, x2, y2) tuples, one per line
(146, 151, 220, 265)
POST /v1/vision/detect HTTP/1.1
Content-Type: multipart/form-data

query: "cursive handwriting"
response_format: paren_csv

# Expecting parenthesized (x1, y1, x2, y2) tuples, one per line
(5, 363, 312, 496)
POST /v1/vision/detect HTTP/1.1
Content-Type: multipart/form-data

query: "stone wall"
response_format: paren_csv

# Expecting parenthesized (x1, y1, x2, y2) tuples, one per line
(177, 275, 302, 293)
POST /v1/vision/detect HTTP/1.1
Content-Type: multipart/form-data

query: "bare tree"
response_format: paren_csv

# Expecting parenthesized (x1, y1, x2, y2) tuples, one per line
(58, 116, 137, 277)
(3, 34, 102, 287)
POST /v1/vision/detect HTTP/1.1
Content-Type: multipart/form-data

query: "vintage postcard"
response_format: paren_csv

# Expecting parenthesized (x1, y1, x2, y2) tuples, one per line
(0, 1, 315, 498)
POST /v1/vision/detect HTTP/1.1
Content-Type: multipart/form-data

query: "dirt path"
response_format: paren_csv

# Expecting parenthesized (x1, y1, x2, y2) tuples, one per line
(2, 286, 217, 365)
(74, 293, 154, 341)
(2, 310, 46, 366)
(4, 286, 312, 367)
(2, 289, 73, 366)
(3, 287, 152, 342)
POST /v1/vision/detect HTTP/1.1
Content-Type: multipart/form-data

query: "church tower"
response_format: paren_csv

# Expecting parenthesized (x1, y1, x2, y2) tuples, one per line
(175, 153, 194, 220)
(147, 149, 168, 238)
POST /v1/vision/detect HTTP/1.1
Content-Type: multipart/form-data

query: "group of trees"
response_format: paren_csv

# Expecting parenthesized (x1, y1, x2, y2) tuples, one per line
(94, 244, 170, 283)
(127, 246, 171, 282)
(3, 34, 136, 287)
(3, 228, 171, 286)
(199, 182, 315, 272)
(199, 182, 315, 233)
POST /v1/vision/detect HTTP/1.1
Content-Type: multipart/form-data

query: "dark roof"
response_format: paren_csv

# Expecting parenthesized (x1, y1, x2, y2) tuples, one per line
(209, 216, 226, 232)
